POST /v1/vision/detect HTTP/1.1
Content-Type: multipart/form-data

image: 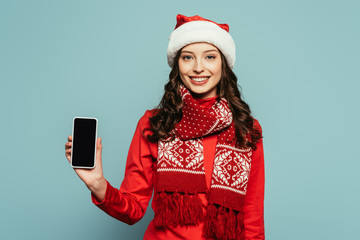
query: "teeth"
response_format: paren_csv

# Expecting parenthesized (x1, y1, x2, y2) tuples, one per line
(192, 77, 209, 82)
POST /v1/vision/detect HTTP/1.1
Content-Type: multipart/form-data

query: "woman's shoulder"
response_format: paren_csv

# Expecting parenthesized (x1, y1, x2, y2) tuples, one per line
(140, 109, 157, 120)
(143, 109, 157, 118)
(252, 117, 262, 132)
(137, 109, 158, 129)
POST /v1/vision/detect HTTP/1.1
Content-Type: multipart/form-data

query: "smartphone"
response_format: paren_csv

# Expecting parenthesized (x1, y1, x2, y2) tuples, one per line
(71, 117, 98, 169)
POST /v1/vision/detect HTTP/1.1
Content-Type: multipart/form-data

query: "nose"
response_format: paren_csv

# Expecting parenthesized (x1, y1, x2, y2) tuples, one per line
(193, 59, 204, 73)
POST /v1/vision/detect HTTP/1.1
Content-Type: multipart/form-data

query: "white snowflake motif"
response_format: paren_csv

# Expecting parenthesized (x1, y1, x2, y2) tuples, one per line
(231, 151, 251, 190)
(213, 149, 232, 185)
(212, 145, 252, 194)
(185, 139, 203, 169)
(211, 100, 233, 133)
(157, 137, 184, 168)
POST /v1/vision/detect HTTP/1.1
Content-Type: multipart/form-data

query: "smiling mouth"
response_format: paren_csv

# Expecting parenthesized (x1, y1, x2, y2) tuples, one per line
(189, 76, 210, 82)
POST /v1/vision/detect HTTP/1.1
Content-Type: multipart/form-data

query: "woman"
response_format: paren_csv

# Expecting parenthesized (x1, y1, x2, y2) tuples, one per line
(65, 14, 265, 240)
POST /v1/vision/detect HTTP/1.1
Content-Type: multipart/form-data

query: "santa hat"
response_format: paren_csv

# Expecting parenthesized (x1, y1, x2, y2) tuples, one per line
(167, 14, 236, 69)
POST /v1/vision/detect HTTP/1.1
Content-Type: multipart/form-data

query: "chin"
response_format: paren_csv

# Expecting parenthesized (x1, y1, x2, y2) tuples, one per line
(189, 88, 217, 99)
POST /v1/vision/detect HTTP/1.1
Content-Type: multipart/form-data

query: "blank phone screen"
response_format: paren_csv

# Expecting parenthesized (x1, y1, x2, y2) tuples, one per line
(72, 118, 97, 168)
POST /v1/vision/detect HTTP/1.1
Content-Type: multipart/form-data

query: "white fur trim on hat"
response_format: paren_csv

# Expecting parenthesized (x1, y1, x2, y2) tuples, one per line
(167, 21, 236, 69)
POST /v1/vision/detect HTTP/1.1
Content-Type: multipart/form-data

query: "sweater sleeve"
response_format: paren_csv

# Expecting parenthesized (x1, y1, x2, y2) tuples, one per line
(243, 119, 265, 239)
(91, 110, 157, 225)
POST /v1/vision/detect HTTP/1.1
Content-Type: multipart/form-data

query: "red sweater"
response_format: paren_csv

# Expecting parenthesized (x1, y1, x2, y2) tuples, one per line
(91, 98, 265, 239)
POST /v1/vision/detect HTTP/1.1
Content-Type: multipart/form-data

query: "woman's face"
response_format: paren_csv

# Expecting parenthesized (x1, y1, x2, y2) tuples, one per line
(178, 42, 222, 99)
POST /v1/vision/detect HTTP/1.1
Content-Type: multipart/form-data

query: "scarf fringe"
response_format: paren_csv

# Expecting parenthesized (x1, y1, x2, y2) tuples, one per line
(203, 204, 245, 240)
(154, 191, 205, 229)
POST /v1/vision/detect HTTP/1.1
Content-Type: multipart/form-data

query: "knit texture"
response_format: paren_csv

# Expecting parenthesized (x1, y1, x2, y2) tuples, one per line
(154, 85, 253, 240)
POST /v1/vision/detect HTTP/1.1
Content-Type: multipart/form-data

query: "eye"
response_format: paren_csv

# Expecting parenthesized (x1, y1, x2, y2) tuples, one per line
(182, 55, 192, 60)
(206, 55, 216, 60)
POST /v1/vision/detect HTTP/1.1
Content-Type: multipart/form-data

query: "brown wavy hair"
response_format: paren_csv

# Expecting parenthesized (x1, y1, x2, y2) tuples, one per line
(146, 50, 262, 150)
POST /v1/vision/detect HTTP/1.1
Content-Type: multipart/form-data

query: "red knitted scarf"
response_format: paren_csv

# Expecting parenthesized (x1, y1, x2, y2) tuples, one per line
(154, 85, 253, 240)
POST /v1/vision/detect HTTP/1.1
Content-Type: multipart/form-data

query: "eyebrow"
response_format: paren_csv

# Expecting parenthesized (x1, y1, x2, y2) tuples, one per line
(180, 49, 219, 54)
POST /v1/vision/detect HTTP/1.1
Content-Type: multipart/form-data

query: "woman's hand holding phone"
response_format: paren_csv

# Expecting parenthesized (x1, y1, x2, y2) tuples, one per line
(65, 136, 107, 202)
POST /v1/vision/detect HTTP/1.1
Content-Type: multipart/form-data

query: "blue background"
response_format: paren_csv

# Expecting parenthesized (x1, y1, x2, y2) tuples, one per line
(1, 0, 359, 239)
